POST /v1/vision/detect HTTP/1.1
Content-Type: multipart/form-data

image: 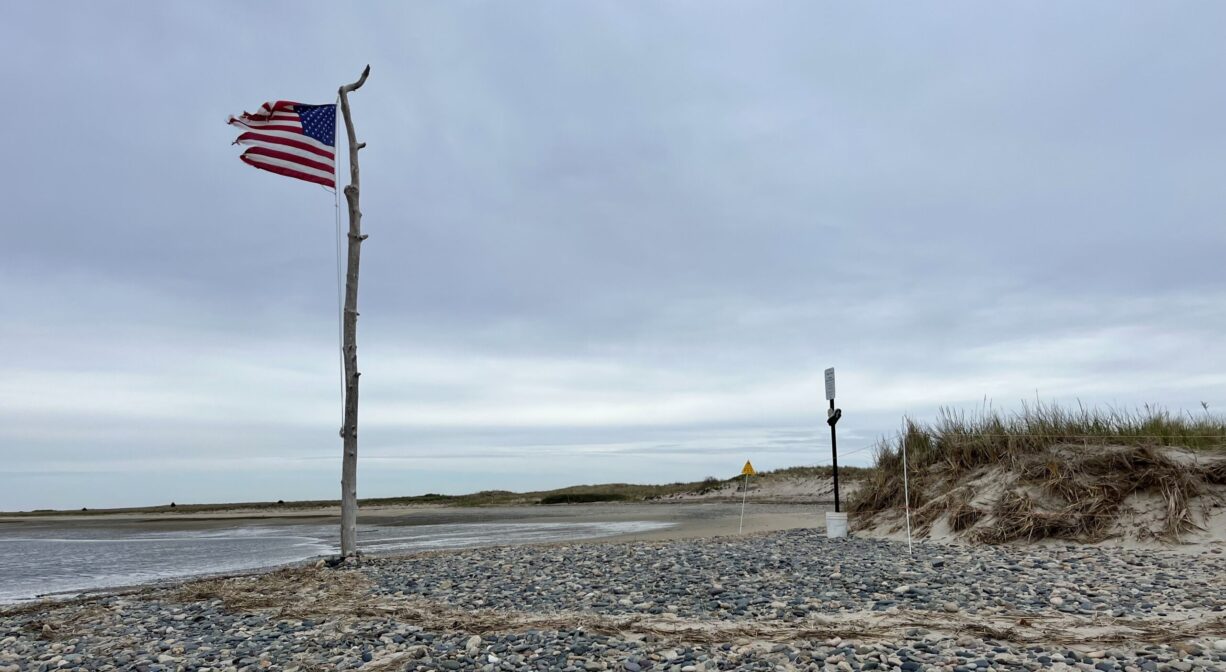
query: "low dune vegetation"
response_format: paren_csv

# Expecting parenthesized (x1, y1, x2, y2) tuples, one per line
(850, 403, 1226, 544)
(3, 467, 869, 515)
(538, 493, 628, 505)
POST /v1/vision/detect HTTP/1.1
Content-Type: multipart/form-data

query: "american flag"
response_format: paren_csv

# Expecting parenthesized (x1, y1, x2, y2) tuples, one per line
(228, 101, 337, 188)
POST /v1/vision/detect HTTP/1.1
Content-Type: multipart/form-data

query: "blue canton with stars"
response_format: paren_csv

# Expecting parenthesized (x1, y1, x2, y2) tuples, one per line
(294, 104, 336, 147)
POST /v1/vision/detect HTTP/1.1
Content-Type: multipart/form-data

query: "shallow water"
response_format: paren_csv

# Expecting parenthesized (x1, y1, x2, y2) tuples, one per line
(0, 520, 671, 603)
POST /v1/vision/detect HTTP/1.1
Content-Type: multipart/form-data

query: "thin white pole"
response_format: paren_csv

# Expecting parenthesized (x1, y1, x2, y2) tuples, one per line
(738, 473, 748, 534)
(902, 419, 913, 556)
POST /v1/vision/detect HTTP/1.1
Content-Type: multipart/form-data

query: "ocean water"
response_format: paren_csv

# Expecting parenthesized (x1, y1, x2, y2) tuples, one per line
(0, 520, 671, 603)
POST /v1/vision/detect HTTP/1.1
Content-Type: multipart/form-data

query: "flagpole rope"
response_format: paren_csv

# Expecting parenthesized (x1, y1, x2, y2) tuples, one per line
(333, 94, 345, 426)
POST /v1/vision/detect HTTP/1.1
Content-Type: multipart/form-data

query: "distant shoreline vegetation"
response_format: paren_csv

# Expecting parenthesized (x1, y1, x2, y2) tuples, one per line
(538, 493, 627, 505)
(3, 465, 871, 517)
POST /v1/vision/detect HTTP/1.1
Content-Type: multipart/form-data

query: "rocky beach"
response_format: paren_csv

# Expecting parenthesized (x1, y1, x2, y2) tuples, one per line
(3, 527, 1225, 671)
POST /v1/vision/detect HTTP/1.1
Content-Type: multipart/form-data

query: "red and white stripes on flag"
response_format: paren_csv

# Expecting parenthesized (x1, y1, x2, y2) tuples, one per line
(228, 100, 337, 189)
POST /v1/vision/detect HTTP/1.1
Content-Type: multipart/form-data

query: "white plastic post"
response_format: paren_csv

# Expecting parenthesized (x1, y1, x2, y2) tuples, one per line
(738, 473, 748, 534)
(902, 419, 913, 556)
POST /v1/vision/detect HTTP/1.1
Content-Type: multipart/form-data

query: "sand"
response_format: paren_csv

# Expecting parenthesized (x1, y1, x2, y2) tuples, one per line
(0, 500, 835, 541)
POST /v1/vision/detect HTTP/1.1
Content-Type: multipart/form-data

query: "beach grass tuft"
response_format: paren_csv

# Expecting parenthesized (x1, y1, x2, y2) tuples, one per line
(849, 403, 1226, 543)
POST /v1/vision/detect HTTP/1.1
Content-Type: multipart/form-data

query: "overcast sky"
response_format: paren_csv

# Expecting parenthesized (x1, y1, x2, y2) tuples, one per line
(2, 3, 1224, 510)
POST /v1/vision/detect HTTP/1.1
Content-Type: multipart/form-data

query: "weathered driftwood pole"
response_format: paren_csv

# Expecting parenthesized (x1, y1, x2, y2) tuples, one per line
(338, 65, 370, 558)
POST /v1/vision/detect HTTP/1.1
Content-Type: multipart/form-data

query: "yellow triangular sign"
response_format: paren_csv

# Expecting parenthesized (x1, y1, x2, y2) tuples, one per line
(741, 460, 755, 476)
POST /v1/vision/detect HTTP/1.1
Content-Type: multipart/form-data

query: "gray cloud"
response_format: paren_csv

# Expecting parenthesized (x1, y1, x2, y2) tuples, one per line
(2, 2, 1224, 509)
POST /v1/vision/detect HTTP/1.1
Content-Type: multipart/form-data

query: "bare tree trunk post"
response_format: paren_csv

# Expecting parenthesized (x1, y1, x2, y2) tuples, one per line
(338, 65, 370, 559)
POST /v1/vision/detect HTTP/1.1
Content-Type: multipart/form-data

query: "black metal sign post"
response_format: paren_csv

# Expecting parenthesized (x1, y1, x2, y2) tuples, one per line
(824, 367, 842, 512)
(829, 397, 840, 512)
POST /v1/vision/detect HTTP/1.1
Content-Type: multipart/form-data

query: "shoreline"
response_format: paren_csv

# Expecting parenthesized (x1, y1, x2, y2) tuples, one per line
(0, 500, 833, 534)
(6, 493, 1221, 602)
(0, 502, 831, 606)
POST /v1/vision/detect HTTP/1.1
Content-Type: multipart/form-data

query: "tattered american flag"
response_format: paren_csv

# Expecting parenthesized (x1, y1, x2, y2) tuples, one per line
(228, 101, 337, 188)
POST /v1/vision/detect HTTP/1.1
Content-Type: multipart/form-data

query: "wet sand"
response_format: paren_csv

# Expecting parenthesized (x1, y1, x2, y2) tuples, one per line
(0, 501, 832, 540)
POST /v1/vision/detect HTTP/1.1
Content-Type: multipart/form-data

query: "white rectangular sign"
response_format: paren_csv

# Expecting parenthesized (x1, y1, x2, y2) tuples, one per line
(824, 367, 836, 401)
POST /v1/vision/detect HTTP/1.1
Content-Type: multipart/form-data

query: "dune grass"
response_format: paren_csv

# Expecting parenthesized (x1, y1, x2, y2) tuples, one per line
(850, 403, 1226, 543)
(756, 464, 871, 480)
(538, 493, 628, 505)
